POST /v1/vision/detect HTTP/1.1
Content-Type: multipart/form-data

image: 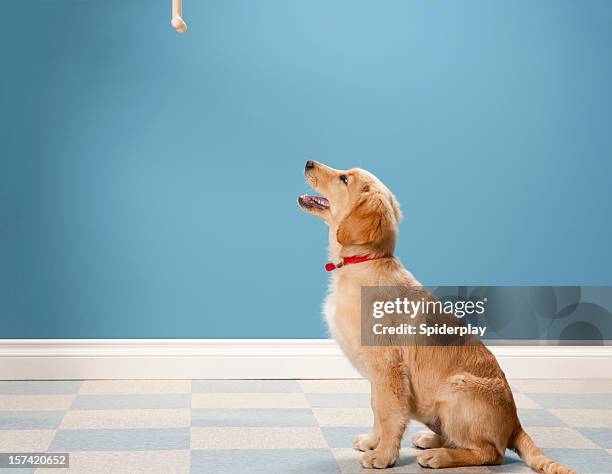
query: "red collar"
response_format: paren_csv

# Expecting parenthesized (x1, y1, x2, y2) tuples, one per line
(325, 255, 387, 272)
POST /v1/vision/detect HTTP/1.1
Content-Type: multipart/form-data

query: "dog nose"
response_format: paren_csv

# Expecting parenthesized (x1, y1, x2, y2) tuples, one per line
(305, 160, 315, 170)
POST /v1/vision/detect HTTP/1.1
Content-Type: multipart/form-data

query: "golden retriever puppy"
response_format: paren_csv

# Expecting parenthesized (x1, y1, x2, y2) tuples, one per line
(298, 160, 574, 473)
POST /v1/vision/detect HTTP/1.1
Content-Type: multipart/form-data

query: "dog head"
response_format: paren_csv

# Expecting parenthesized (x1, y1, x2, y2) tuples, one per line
(298, 160, 402, 257)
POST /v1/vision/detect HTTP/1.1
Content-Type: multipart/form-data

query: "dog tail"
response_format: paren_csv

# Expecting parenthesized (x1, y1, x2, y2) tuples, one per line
(509, 427, 576, 474)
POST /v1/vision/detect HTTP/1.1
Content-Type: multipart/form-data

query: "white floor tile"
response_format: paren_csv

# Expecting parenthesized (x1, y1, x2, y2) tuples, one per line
(36, 450, 190, 474)
(549, 409, 612, 428)
(525, 427, 600, 449)
(0, 429, 55, 451)
(0, 394, 74, 411)
(60, 408, 191, 429)
(313, 408, 374, 427)
(512, 393, 542, 409)
(191, 427, 328, 449)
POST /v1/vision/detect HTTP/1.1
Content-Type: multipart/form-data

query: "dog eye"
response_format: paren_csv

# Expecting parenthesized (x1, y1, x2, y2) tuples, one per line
(339, 175, 349, 185)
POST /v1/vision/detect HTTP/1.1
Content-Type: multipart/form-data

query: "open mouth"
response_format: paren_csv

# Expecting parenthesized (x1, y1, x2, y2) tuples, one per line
(298, 194, 330, 210)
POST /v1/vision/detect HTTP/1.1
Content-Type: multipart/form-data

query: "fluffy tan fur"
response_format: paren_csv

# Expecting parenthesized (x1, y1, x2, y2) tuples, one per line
(299, 161, 575, 473)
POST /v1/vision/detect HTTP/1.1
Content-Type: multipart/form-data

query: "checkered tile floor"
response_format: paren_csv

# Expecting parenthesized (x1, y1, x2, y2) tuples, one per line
(1, 379, 611, 473)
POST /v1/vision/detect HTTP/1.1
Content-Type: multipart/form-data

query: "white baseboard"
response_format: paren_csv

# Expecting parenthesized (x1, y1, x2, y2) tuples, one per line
(0, 339, 610, 380)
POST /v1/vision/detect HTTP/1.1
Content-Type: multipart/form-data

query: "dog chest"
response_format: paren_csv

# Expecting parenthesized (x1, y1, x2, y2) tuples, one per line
(323, 287, 369, 376)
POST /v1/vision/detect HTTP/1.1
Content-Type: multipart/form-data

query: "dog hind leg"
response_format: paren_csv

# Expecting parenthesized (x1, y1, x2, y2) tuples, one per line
(417, 446, 503, 469)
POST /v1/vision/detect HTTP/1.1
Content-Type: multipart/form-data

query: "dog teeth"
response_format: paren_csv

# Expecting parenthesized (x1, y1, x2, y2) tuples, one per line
(300, 195, 328, 208)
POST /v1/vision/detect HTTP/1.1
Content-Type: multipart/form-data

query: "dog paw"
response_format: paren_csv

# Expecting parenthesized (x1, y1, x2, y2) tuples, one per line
(417, 449, 450, 469)
(411, 431, 443, 449)
(360, 448, 398, 469)
(353, 432, 379, 451)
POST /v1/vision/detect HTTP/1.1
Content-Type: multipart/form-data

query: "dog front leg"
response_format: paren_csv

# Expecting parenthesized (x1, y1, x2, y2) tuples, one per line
(360, 381, 408, 469)
(354, 382, 381, 451)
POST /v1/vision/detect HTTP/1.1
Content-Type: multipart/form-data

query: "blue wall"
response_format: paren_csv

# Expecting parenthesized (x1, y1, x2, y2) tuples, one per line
(1, 0, 611, 338)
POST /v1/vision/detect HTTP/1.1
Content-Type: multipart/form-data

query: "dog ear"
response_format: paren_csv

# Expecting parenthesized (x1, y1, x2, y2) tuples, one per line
(336, 194, 393, 246)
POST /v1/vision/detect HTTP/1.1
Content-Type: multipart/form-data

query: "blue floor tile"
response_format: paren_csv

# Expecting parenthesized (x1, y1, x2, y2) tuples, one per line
(528, 394, 612, 409)
(0, 381, 81, 394)
(517, 409, 567, 427)
(191, 449, 340, 474)
(192, 408, 317, 427)
(320, 426, 371, 448)
(577, 428, 612, 449)
(541, 448, 612, 473)
(71, 394, 190, 410)
(49, 428, 190, 451)
(0, 411, 64, 429)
